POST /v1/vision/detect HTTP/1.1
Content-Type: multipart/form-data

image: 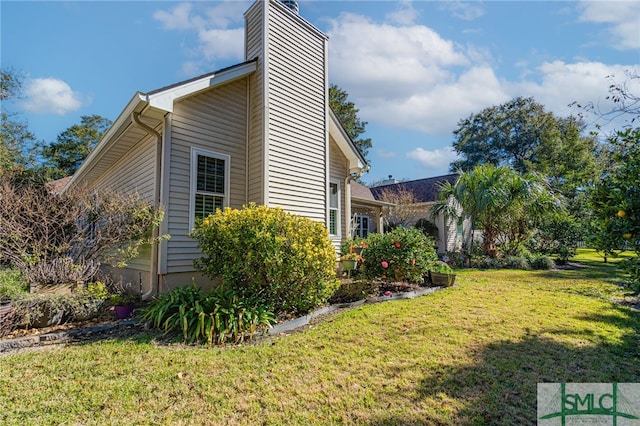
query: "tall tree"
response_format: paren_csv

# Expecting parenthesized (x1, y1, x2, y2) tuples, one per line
(450, 97, 602, 214)
(0, 68, 38, 173)
(451, 97, 555, 173)
(329, 84, 372, 161)
(41, 114, 112, 179)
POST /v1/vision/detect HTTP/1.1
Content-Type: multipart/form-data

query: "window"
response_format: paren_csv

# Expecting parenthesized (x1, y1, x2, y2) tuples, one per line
(190, 148, 230, 228)
(329, 182, 340, 235)
(353, 214, 370, 238)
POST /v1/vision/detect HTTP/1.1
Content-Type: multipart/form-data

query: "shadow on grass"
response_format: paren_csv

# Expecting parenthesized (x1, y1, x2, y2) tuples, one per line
(370, 305, 640, 426)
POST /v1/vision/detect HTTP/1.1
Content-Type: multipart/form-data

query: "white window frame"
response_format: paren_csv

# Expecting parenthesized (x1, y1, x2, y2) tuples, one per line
(189, 147, 230, 230)
(328, 180, 341, 236)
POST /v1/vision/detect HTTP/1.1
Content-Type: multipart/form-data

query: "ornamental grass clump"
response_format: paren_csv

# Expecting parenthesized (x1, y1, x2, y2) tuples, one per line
(363, 227, 437, 282)
(142, 285, 275, 346)
(191, 204, 340, 316)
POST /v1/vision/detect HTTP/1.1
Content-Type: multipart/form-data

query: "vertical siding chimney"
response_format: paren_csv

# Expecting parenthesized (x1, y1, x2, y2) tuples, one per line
(281, 0, 299, 14)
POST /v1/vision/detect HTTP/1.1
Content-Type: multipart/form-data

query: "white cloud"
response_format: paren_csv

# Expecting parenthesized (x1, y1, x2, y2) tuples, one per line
(438, 1, 486, 21)
(197, 28, 245, 62)
(578, 1, 640, 50)
(21, 78, 84, 115)
(153, 1, 249, 75)
(385, 1, 419, 25)
(153, 3, 201, 30)
(407, 147, 458, 169)
(327, 13, 504, 135)
(326, 9, 638, 138)
(509, 61, 638, 128)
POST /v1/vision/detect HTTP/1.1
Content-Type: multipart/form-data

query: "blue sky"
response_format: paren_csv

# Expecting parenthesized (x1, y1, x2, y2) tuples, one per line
(2, 0, 639, 184)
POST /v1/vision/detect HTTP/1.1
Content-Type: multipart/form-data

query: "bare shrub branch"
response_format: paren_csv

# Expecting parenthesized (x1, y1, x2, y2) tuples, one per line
(0, 177, 166, 286)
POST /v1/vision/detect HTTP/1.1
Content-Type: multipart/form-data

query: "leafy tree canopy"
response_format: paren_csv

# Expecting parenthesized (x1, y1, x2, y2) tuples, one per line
(0, 68, 38, 175)
(41, 114, 112, 179)
(589, 127, 640, 258)
(433, 163, 558, 257)
(329, 84, 372, 161)
(450, 97, 602, 204)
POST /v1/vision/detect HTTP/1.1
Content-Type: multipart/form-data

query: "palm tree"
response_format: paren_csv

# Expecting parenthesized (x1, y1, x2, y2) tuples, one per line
(432, 164, 558, 257)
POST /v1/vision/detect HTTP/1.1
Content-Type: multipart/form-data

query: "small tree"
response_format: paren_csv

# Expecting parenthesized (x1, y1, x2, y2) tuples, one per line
(589, 127, 640, 290)
(0, 176, 165, 286)
(433, 164, 557, 257)
(377, 187, 420, 229)
(531, 210, 584, 264)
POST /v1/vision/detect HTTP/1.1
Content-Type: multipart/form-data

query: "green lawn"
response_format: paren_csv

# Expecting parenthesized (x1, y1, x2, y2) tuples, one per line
(1, 250, 638, 425)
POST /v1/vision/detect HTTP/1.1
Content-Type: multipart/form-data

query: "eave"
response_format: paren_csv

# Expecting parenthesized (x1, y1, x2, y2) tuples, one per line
(328, 109, 368, 175)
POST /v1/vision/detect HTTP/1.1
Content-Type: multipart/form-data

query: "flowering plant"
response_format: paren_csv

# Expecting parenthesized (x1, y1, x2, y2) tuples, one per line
(340, 252, 364, 262)
(362, 227, 437, 282)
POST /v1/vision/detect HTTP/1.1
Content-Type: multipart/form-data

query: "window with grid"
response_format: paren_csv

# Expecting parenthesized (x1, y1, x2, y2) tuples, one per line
(329, 182, 340, 235)
(353, 214, 369, 238)
(191, 149, 228, 226)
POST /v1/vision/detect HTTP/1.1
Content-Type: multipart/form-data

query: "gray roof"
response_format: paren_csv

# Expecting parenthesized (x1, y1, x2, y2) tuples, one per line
(370, 174, 458, 203)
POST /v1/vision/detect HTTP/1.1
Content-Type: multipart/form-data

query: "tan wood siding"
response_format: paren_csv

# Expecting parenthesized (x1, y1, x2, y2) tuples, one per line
(165, 79, 248, 273)
(245, 2, 264, 205)
(264, 2, 328, 222)
(87, 132, 158, 271)
(329, 139, 348, 251)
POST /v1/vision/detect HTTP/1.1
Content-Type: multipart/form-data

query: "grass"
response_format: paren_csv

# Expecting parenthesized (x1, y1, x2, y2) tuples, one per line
(1, 250, 639, 425)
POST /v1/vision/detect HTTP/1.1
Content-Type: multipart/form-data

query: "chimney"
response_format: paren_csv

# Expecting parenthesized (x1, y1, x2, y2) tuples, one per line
(281, 0, 299, 14)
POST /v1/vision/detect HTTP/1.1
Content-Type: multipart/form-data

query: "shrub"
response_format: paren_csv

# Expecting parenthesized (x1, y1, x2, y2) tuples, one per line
(362, 227, 437, 282)
(504, 256, 531, 270)
(141, 285, 275, 346)
(12, 284, 108, 328)
(529, 255, 556, 270)
(328, 280, 378, 304)
(192, 204, 339, 316)
(414, 218, 439, 241)
(428, 260, 453, 274)
(621, 257, 640, 294)
(0, 268, 28, 302)
(0, 178, 166, 287)
(530, 210, 583, 264)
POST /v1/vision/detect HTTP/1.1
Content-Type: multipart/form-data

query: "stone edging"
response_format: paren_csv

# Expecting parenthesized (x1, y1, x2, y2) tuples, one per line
(1, 286, 445, 354)
(0, 319, 139, 354)
(268, 286, 443, 335)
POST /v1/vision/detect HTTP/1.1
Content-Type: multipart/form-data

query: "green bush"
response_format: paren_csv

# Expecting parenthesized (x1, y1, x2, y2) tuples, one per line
(504, 256, 531, 270)
(141, 285, 275, 346)
(470, 254, 555, 270)
(529, 255, 556, 270)
(428, 260, 453, 274)
(0, 268, 28, 302)
(191, 204, 339, 316)
(12, 285, 108, 328)
(621, 257, 640, 294)
(362, 227, 437, 282)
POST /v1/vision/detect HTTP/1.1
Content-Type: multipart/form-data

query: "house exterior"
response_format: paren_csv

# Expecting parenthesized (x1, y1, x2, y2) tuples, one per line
(370, 174, 471, 254)
(63, 0, 368, 296)
(349, 181, 394, 238)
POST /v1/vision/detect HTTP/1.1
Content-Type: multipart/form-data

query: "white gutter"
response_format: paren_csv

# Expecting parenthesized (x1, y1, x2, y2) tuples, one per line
(63, 93, 147, 193)
(131, 111, 162, 301)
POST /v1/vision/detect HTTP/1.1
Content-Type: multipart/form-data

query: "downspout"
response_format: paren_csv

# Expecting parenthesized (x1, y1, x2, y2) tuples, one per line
(344, 175, 353, 239)
(132, 111, 162, 301)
